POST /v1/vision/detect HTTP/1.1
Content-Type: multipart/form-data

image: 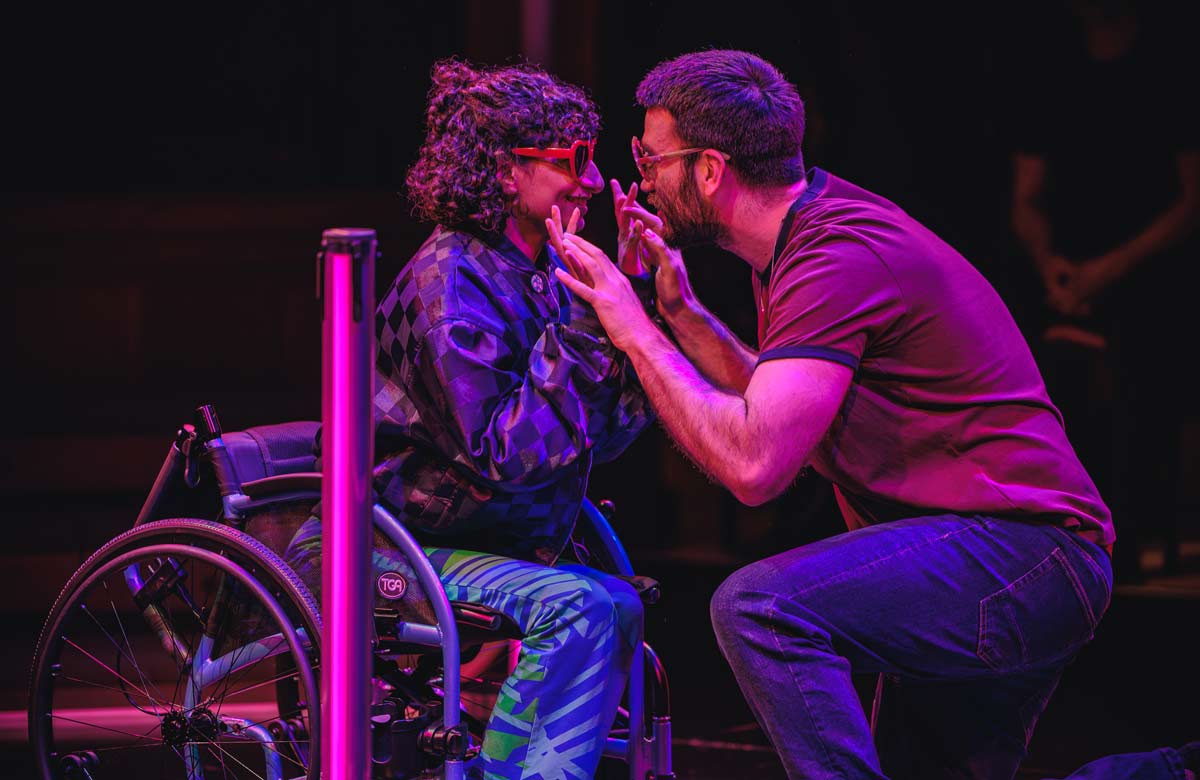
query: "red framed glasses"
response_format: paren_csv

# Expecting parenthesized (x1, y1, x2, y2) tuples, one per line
(511, 139, 596, 180)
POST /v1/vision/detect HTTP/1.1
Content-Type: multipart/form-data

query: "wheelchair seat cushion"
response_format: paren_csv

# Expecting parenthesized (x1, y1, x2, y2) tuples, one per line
(224, 421, 321, 484)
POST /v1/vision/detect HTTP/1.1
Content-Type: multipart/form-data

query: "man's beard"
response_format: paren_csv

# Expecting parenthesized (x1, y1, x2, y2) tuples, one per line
(651, 168, 727, 249)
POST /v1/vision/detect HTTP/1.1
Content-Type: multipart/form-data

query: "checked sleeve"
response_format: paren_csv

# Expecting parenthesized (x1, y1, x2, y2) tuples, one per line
(415, 314, 653, 489)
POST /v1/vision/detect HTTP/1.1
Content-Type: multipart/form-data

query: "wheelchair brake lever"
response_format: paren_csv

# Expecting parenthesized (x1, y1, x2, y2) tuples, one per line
(177, 424, 202, 488)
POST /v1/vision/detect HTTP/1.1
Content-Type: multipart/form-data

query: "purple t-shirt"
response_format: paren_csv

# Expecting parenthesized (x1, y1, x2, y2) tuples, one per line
(754, 169, 1113, 546)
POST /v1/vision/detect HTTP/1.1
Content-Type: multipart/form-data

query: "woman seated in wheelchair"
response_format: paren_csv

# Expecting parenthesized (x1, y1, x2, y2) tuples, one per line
(284, 58, 655, 780)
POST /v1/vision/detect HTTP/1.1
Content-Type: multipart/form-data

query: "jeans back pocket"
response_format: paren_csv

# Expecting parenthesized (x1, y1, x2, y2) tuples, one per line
(977, 547, 1101, 673)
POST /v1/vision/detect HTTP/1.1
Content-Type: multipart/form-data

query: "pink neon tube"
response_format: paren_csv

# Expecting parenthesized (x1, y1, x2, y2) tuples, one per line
(320, 229, 376, 779)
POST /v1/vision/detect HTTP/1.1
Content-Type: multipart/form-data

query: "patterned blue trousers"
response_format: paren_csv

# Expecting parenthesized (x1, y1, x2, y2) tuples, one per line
(426, 549, 642, 780)
(282, 516, 641, 780)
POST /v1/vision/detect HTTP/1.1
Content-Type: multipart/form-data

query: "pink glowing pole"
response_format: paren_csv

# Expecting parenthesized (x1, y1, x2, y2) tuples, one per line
(320, 228, 376, 780)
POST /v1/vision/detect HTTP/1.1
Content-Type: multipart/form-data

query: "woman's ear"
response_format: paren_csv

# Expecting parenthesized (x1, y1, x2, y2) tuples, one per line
(496, 151, 520, 196)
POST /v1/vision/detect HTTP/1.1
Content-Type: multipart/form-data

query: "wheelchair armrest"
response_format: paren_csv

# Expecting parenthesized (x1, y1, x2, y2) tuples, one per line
(616, 574, 661, 605)
(240, 472, 323, 499)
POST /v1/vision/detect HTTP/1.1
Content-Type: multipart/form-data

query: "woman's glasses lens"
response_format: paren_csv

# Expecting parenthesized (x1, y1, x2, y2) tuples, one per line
(573, 143, 589, 178)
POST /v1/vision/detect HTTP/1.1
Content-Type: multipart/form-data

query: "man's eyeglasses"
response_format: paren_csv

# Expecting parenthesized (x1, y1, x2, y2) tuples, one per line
(511, 139, 596, 180)
(632, 136, 730, 180)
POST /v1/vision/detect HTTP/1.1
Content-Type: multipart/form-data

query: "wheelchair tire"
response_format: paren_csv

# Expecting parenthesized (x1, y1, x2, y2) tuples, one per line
(29, 518, 322, 780)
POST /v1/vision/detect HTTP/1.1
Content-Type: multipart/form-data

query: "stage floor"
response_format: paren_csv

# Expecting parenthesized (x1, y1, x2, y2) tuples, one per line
(7, 543, 1197, 778)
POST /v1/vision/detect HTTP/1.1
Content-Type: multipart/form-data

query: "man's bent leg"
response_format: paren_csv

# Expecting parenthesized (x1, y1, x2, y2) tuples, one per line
(710, 515, 1112, 780)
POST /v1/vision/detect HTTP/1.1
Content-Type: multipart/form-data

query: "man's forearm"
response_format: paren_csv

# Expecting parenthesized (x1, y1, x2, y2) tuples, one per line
(621, 318, 760, 495)
(662, 301, 758, 395)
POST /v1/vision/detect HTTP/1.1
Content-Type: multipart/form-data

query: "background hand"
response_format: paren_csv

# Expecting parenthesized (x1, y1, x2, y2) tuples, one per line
(1040, 254, 1092, 317)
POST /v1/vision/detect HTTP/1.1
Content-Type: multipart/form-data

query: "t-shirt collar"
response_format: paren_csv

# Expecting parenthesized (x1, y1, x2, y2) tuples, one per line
(760, 167, 828, 285)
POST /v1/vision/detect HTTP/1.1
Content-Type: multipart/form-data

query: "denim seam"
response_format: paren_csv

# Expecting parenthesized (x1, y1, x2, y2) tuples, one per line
(978, 591, 999, 670)
(978, 549, 1060, 670)
(1048, 526, 1111, 600)
(766, 593, 846, 779)
(1050, 546, 1100, 631)
(783, 521, 984, 601)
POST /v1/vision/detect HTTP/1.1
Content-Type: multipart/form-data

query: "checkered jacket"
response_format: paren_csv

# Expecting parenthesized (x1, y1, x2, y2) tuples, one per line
(373, 226, 654, 564)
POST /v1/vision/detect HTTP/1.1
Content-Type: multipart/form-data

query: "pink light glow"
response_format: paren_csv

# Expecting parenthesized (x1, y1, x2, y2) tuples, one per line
(321, 236, 374, 780)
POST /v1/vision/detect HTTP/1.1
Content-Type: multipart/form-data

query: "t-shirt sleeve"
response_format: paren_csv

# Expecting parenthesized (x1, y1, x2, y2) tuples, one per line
(758, 234, 904, 371)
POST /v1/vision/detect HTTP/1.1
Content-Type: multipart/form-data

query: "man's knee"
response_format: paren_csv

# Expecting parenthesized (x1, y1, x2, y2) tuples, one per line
(710, 561, 773, 639)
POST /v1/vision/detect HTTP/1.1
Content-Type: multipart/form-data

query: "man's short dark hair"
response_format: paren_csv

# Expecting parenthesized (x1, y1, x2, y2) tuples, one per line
(636, 50, 805, 187)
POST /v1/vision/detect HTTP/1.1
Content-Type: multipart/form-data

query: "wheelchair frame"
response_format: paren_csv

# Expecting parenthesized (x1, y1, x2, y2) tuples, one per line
(30, 409, 673, 780)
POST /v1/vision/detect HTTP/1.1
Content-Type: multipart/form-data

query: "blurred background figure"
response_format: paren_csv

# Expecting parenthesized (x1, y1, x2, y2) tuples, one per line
(1010, 0, 1200, 583)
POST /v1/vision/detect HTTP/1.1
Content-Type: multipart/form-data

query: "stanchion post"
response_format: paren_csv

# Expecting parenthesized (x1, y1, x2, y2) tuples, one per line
(319, 227, 377, 780)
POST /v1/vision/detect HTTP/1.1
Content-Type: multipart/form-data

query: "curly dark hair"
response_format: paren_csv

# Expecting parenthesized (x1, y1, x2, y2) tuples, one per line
(406, 59, 601, 233)
(637, 50, 805, 187)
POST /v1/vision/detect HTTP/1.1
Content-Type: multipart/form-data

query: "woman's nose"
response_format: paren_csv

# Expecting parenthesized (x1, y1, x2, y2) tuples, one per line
(580, 159, 604, 193)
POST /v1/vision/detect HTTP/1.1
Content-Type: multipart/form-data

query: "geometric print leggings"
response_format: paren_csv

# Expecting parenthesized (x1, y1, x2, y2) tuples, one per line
(425, 549, 643, 780)
(282, 515, 641, 780)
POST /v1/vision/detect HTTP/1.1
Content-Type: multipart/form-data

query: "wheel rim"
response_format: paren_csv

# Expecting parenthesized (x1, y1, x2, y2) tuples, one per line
(31, 539, 319, 780)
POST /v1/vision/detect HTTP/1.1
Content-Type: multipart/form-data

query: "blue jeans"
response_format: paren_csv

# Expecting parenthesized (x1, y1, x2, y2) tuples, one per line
(710, 514, 1114, 780)
(1046, 744, 1198, 779)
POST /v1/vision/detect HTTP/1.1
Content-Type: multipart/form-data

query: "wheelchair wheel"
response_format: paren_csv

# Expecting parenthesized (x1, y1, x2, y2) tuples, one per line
(29, 519, 321, 780)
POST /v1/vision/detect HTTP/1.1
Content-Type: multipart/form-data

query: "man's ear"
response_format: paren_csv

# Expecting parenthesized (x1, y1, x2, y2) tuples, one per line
(697, 149, 729, 197)
(496, 151, 520, 196)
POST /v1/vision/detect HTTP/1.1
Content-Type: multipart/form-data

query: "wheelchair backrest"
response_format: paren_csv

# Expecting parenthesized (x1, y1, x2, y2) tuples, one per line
(223, 421, 321, 486)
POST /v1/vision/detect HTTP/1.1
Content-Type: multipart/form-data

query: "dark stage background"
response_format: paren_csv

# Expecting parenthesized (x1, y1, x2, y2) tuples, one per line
(3, 1, 1198, 777)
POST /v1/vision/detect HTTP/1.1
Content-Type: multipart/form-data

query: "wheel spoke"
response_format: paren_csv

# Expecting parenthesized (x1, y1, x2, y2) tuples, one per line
(63, 637, 157, 702)
(188, 737, 266, 780)
(50, 712, 160, 743)
(33, 522, 320, 780)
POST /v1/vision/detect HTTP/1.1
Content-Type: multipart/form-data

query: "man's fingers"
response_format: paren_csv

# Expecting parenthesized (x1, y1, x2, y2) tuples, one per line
(561, 240, 598, 278)
(561, 231, 610, 264)
(555, 267, 596, 302)
(629, 220, 650, 264)
(566, 206, 581, 235)
(612, 179, 628, 227)
(640, 227, 671, 259)
(621, 202, 663, 231)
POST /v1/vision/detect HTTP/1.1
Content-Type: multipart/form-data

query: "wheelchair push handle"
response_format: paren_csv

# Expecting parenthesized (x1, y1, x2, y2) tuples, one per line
(194, 403, 224, 441)
(193, 403, 244, 504)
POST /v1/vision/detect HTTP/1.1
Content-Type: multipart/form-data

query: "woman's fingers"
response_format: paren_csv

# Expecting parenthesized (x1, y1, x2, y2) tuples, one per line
(546, 206, 567, 258)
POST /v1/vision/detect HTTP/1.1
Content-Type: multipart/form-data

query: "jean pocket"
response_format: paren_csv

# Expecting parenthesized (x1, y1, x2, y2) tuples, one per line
(977, 547, 1100, 672)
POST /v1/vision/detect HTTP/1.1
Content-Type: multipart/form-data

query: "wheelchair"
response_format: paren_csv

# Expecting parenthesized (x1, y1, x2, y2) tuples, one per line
(29, 405, 674, 780)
